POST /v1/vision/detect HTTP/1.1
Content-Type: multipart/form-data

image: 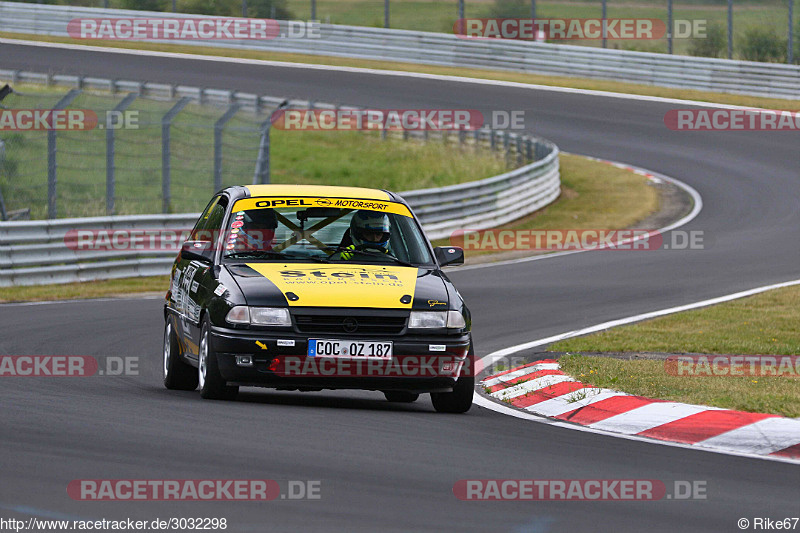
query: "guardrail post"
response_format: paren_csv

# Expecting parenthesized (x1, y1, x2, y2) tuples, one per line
(161, 97, 191, 214)
(458, 126, 466, 146)
(789, 0, 794, 64)
(667, 0, 673, 54)
(490, 130, 496, 151)
(47, 89, 81, 220)
(106, 92, 138, 215)
(526, 137, 533, 161)
(384, 0, 390, 28)
(214, 103, 241, 193)
(253, 101, 289, 185)
(0, 139, 6, 222)
(503, 131, 510, 164)
(311, 0, 316, 20)
(727, 0, 733, 59)
(531, 0, 536, 19)
(601, 0, 607, 48)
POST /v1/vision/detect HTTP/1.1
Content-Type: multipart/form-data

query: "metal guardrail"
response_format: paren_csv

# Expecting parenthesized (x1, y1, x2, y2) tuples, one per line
(2, 2, 800, 99)
(0, 145, 559, 286)
(0, 71, 560, 286)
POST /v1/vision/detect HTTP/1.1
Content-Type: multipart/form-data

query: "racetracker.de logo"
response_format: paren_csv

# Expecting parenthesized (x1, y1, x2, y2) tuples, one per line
(271, 109, 485, 131)
(68, 480, 281, 501)
(665, 355, 800, 377)
(0, 109, 98, 131)
(67, 18, 281, 40)
(454, 18, 667, 40)
(664, 109, 800, 131)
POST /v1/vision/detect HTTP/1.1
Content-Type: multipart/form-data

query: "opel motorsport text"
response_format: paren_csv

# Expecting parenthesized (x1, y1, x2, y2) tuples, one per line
(163, 185, 474, 413)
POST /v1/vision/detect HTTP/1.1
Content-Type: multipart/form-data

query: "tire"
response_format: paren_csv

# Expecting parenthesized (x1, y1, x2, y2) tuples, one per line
(431, 344, 474, 414)
(383, 391, 419, 403)
(163, 317, 198, 391)
(198, 321, 238, 401)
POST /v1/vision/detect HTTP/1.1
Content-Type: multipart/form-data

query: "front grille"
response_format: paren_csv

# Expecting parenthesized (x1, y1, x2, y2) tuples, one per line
(293, 313, 407, 335)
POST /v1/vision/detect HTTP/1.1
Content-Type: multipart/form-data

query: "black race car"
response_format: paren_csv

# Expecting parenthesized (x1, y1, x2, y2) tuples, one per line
(163, 184, 473, 413)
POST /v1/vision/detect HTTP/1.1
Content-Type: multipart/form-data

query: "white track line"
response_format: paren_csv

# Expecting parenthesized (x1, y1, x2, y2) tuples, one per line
(475, 278, 800, 464)
(0, 38, 787, 111)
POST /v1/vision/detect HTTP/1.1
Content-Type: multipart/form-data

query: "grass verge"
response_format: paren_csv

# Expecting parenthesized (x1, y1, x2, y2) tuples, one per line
(3, 32, 800, 111)
(1, 84, 506, 218)
(0, 276, 169, 303)
(553, 285, 800, 417)
(0, 152, 659, 302)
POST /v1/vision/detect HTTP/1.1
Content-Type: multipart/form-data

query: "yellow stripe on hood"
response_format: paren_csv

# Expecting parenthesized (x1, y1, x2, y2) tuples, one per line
(247, 263, 418, 308)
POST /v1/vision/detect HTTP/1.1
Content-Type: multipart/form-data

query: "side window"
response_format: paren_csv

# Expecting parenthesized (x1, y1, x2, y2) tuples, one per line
(191, 196, 228, 242)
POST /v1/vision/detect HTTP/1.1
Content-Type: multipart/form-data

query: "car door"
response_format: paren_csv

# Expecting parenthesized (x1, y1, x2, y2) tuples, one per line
(172, 195, 228, 360)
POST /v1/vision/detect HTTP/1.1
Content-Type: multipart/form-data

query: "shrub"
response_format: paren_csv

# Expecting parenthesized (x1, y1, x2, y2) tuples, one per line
(689, 22, 726, 58)
(739, 26, 786, 63)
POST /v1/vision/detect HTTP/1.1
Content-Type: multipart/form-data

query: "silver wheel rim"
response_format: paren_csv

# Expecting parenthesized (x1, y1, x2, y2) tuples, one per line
(163, 322, 171, 380)
(198, 330, 208, 389)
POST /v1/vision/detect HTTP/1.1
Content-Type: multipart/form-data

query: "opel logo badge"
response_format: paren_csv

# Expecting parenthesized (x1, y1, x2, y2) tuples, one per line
(342, 317, 359, 333)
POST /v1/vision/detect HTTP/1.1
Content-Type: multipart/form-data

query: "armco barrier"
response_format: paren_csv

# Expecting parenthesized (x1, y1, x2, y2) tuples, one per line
(1, 2, 799, 99)
(0, 146, 559, 286)
(0, 71, 560, 286)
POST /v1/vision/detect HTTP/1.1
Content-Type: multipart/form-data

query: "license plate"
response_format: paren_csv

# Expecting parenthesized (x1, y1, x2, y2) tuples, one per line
(308, 339, 393, 359)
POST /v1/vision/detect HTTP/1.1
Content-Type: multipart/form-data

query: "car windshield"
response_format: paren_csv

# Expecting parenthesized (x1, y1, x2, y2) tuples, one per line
(222, 198, 434, 267)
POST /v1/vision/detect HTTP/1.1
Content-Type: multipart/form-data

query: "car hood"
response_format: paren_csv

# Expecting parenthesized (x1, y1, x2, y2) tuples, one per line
(225, 263, 451, 310)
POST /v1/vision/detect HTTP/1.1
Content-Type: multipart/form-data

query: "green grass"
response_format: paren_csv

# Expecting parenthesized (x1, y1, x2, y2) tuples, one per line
(559, 352, 800, 417)
(285, 0, 795, 57)
(433, 152, 660, 253)
(0, 84, 507, 219)
(551, 285, 800, 417)
(552, 285, 800, 355)
(0, 275, 170, 303)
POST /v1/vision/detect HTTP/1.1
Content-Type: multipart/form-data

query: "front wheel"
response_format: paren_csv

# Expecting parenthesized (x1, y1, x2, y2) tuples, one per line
(163, 317, 198, 391)
(431, 344, 474, 413)
(198, 321, 238, 401)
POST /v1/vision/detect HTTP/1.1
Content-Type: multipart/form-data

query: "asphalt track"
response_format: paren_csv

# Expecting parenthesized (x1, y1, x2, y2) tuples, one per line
(1, 42, 798, 532)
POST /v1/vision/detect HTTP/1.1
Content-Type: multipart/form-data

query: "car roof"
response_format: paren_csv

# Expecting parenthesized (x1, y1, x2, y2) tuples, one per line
(244, 185, 393, 201)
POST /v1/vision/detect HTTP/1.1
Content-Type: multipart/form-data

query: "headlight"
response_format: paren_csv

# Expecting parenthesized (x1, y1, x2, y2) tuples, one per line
(409, 310, 466, 329)
(226, 306, 291, 326)
(225, 306, 251, 325)
(251, 307, 291, 326)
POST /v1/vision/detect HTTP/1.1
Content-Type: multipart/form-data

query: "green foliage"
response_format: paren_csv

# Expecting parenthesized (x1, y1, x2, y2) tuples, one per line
(246, 0, 291, 19)
(120, 0, 168, 11)
(689, 22, 726, 58)
(739, 26, 786, 63)
(488, 0, 531, 19)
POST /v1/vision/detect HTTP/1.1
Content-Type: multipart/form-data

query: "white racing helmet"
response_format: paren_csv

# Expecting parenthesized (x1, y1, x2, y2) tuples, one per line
(350, 210, 391, 251)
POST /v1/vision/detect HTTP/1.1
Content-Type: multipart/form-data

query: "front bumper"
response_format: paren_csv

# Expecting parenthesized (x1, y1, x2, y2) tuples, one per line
(209, 325, 472, 393)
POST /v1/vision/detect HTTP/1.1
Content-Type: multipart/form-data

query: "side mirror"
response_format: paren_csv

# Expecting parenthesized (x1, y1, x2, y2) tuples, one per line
(180, 240, 215, 263)
(434, 246, 464, 267)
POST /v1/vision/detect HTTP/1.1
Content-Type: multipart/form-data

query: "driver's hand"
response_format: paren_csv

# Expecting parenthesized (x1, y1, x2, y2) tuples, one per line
(340, 244, 355, 260)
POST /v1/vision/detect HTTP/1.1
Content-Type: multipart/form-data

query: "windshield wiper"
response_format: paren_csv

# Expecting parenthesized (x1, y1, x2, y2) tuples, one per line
(329, 246, 418, 268)
(225, 250, 331, 263)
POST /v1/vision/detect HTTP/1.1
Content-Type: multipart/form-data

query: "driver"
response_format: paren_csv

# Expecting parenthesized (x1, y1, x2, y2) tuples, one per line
(340, 210, 391, 260)
(237, 208, 278, 252)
